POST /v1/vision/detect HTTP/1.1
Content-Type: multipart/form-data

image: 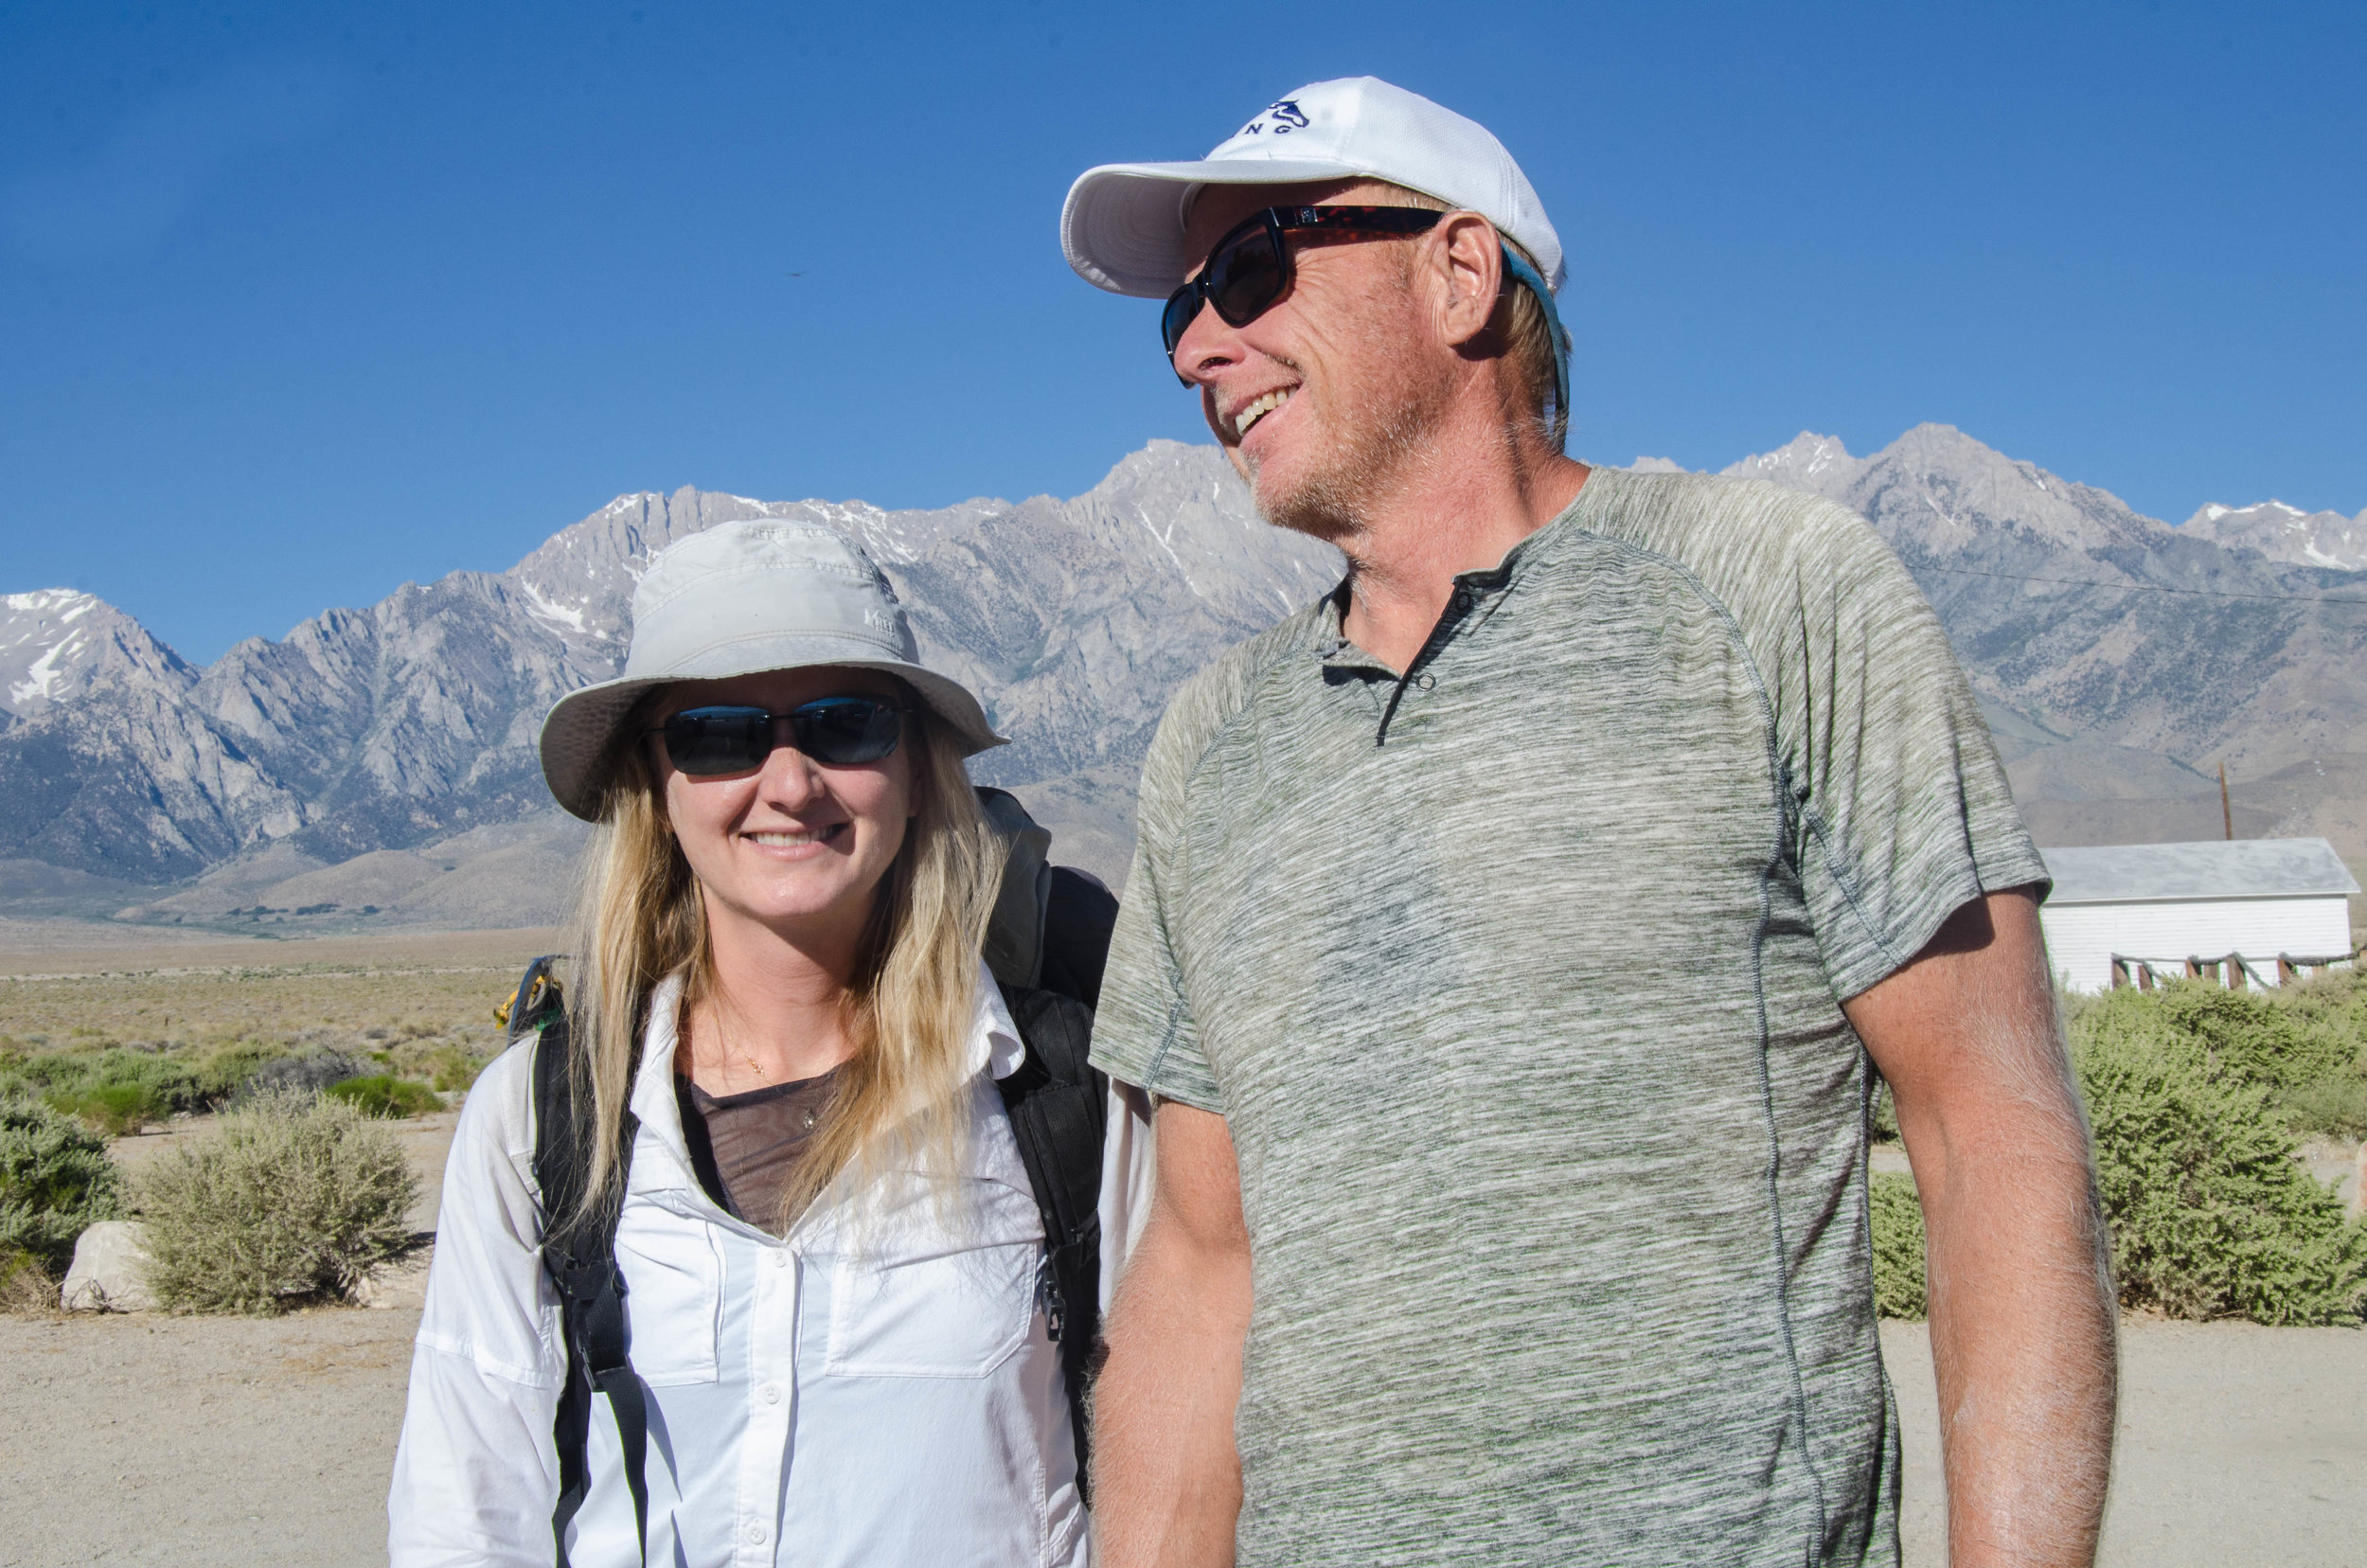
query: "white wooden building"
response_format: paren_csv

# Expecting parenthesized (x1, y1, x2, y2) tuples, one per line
(2038, 838, 2359, 993)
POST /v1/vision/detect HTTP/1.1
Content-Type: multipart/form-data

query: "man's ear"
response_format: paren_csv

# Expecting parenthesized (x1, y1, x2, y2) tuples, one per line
(1428, 211, 1506, 351)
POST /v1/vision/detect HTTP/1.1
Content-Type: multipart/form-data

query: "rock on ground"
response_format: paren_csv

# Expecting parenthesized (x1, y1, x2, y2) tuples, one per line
(60, 1220, 157, 1312)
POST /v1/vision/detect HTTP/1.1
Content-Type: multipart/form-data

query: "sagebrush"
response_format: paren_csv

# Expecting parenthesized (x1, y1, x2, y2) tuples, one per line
(1865, 970, 2366, 1326)
(1867, 1171, 1927, 1320)
(325, 1075, 443, 1118)
(134, 1089, 418, 1314)
(0, 1095, 123, 1274)
(2073, 1017, 2366, 1324)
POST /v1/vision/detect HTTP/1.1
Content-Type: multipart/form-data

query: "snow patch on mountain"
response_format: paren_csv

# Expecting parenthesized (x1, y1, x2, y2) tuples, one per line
(2183, 499, 2365, 571)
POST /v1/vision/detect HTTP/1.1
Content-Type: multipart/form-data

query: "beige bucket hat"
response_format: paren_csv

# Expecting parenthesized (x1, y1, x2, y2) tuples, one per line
(537, 519, 1005, 821)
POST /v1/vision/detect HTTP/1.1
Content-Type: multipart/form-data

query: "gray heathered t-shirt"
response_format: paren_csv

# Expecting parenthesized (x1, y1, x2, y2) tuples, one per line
(1091, 468, 2049, 1568)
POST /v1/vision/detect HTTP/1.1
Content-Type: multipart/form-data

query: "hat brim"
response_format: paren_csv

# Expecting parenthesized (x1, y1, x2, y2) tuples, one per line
(1062, 158, 1381, 297)
(538, 649, 1007, 823)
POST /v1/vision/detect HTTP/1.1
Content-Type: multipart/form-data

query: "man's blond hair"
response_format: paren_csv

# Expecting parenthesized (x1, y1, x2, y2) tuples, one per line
(1385, 186, 1566, 450)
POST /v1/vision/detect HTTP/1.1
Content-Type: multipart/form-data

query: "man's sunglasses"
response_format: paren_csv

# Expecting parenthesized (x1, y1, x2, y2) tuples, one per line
(1160, 205, 1444, 360)
(651, 698, 906, 775)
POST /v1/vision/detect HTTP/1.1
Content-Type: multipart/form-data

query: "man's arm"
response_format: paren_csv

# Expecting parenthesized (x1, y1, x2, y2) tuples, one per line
(1092, 1097, 1252, 1568)
(1844, 885, 2117, 1568)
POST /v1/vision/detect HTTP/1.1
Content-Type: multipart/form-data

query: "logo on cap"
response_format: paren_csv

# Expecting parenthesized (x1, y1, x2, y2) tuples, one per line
(1237, 99, 1310, 136)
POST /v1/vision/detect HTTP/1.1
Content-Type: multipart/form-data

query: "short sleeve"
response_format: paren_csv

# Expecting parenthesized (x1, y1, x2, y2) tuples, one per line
(1088, 689, 1227, 1114)
(1758, 502, 2051, 999)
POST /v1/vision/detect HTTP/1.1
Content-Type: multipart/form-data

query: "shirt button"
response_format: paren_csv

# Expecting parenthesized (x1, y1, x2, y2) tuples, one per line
(744, 1521, 768, 1545)
(1415, 673, 1436, 690)
(770, 1250, 790, 1269)
(760, 1381, 782, 1405)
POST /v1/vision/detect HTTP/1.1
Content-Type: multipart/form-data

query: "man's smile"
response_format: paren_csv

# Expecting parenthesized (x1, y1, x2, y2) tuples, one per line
(1224, 386, 1295, 442)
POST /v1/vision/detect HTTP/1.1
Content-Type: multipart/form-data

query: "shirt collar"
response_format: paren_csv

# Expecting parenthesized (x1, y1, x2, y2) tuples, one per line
(1311, 484, 1597, 671)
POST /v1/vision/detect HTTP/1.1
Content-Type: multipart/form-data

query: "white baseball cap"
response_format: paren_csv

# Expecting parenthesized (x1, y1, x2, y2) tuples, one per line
(538, 519, 1004, 821)
(1061, 76, 1565, 299)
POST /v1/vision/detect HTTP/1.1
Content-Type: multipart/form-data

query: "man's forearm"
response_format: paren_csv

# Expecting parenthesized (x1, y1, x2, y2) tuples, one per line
(1917, 1136, 2117, 1566)
(1092, 1215, 1252, 1568)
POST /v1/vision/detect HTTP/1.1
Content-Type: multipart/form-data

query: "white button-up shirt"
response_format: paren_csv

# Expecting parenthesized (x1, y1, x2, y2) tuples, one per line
(388, 965, 1091, 1567)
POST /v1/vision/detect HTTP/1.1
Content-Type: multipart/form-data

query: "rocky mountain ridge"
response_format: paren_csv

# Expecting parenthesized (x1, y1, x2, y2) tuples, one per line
(2181, 499, 2367, 572)
(0, 590, 195, 724)
(4, 427, 2359, 931)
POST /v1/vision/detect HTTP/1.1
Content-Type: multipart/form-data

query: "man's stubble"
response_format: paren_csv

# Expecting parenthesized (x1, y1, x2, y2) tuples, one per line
(1240, 346, 1453, 549)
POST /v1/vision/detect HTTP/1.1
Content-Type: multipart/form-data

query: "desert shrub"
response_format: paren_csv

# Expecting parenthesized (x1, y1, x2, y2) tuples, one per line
(1868, 1079, 1899, 1143)
(240, 1046, 364, 1099)
(50, 1083, 163, 1136)
(133, 1089, 418, 1314)
(0, 1249, 58, 1313)
(1868, 1171, 1927, 1320)
(195, 1039, 294, 1101)
(2080, 977, 2367, 1140)
(2283, 1074, 2367, 1141)
(2077, 982, 2345, 1094)
(0, 1096, 124, 1274)
(2073, 1023, 2366, 1325)
(12, 1049, 204, 1131)
(325, 1075, 442, 1118)
(423, 1046, 490, 1095)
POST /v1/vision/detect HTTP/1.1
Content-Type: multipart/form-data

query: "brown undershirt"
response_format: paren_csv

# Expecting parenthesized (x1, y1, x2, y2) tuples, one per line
(674, 1067, 843, 1237)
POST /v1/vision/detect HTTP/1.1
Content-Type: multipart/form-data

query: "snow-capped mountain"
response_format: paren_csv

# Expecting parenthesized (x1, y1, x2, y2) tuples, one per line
(4, 430, 2360, 924)
(0, 442, 1337, 887)
(2182, 500, 2367, 572)
(0, 589, 194, 722)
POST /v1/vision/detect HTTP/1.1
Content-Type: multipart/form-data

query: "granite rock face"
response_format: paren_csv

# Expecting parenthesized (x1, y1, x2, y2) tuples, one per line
(3, 431, 2361, 921)
(2182, 500, 2367, 573)
(1720, 427, 2367, 862)
(0, 442, 1336, 900)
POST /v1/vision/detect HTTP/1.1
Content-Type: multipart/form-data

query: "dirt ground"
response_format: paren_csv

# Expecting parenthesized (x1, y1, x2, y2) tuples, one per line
(1, 1307, 2356, 1563)
(1883, 1319, 2366, 1567)
(7, 929, 2362, 1562)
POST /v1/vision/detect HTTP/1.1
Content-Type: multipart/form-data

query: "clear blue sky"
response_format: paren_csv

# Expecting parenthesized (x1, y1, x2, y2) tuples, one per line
(4, 0, 2361, 663)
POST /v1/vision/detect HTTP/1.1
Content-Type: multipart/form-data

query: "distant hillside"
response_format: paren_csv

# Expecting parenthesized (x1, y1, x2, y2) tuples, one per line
(1, 428, 2358, 934)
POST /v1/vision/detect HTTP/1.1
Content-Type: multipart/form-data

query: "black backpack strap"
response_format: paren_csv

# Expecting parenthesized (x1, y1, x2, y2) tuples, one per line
(994, 982, 1107, 1500)
(1039, 867, 1119, 1010)
(531, 1011, 649, 1567)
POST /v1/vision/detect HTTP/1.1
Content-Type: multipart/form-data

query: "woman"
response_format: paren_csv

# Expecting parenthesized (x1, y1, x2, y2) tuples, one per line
(388, 520, 1092, 1567)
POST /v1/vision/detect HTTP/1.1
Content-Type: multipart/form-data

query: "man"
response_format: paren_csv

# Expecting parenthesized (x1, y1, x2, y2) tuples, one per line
(1062, 76, 2115, 1568)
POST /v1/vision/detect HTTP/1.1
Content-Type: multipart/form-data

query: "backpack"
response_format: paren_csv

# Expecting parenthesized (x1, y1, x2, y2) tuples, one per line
(495, 788, 1116, 1567)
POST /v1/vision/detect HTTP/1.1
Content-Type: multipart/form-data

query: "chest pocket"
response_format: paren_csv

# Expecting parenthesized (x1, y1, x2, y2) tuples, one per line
(613, 1194, 722, 1385)
(824, 1172, 1041, 1379)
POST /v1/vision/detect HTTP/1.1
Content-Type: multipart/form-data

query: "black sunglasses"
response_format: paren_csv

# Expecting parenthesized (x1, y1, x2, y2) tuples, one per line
(651, 698, 906, 775)
(1161, 205, 1445, 362)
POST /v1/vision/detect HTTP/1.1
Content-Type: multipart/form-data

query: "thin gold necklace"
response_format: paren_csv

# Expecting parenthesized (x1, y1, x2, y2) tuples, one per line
(692, 1008, 766, 1084)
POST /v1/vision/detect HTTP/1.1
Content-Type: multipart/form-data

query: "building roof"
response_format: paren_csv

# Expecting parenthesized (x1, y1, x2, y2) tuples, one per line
(2039, 837, 2361, 905)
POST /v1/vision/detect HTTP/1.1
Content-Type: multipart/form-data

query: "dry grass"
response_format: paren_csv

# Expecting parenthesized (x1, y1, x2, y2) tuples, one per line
(0, 939, 554, 1132)
(0, 961, 529, 1050)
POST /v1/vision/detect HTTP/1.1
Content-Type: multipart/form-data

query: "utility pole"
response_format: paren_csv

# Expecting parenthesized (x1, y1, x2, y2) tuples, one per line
(2219, 761, 2234, 841)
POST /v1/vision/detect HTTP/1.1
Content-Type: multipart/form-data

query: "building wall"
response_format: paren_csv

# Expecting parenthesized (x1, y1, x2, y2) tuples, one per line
(2039, 896, 2356, 992)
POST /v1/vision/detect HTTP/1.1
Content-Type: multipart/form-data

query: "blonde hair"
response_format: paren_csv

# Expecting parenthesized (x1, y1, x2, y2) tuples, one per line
(555, 691, 1006, 1237)
(1382, 187, 1568, 450)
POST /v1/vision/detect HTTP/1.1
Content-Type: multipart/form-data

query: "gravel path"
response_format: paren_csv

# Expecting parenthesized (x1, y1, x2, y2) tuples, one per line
(2, 1306, 2356, 1564)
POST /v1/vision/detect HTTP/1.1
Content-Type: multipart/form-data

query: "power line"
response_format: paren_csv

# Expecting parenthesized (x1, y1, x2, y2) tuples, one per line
(1913, 562, 2367, 604)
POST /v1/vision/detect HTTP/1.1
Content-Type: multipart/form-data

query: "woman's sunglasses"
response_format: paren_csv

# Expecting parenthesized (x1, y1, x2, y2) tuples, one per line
(1160, 205, 1444, 361)
(652, 697, 905, 775)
